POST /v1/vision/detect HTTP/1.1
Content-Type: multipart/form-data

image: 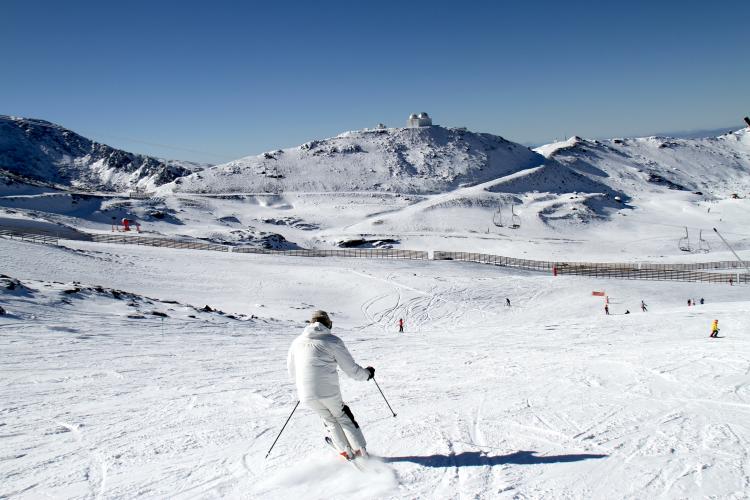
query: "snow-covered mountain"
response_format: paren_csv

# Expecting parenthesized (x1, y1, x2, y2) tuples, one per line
(167, 126, 545, 194)
(2, 116, 749, 259)
(0, 115, 208, 192)
(535, 129, 750, 199)
(164, 123, 750, 206)
(6, 112, 748, 205)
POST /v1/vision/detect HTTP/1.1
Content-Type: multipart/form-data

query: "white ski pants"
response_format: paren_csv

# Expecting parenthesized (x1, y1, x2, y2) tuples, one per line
(305, 395, 366, 452)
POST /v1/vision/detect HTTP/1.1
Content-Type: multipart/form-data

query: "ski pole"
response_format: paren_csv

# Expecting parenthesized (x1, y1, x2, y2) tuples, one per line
(265, 400, 300, 459)
(372, 378, 397, 417)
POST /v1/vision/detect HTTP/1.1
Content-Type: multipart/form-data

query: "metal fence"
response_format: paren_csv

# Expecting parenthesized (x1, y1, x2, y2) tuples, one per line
(554, 264, 747, 284)
(88, 233, 229, 252)
(1, 224, 746, 284)
(0, 226, 228, 252)
(434, 252, 558, 271)
(234, 247, 428, 260)
(0, 225, 423, 259)
(0, 228, 59, 246)
(433, 251, 749, 284)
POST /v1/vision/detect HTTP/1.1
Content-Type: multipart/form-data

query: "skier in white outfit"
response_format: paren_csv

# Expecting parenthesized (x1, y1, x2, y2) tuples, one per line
(287, 310, 374, 459)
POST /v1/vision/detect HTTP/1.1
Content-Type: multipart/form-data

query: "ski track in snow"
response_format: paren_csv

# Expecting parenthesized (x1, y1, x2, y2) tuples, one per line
(1, 238, 750, 498)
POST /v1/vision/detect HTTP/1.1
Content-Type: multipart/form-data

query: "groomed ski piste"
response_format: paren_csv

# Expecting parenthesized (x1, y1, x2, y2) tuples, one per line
(2, 120, 750, 498)
(2, 234, 749, 499)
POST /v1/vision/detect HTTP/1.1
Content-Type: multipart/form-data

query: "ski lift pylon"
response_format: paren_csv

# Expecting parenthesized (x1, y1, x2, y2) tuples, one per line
(678, 226, 692, 252)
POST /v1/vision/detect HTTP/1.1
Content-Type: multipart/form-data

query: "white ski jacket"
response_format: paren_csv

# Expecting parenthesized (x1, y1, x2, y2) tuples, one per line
(287, 322, 370, 401)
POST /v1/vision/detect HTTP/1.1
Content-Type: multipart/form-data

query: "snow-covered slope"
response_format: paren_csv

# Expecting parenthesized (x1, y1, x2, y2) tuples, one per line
(167, 126, 545, 194)
(0, 116, 208, 192)
(2, 119, 750, 260)
(535, 129, 750, 199)
(2, 237, 750, 499)
(3, 119, 750, 499)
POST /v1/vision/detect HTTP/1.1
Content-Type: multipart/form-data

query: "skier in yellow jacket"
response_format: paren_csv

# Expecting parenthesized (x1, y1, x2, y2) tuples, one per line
(710, 319, 719, 338)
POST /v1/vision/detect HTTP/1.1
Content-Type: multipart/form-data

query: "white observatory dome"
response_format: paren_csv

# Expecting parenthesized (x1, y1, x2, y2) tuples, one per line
(407, 111, 433, 128)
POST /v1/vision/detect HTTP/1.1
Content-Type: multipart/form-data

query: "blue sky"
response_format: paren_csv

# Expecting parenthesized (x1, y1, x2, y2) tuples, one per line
(2, 0, 749, 163)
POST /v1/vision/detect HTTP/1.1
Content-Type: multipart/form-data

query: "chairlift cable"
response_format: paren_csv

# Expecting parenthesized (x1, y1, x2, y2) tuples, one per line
(3, 115, 235, 162)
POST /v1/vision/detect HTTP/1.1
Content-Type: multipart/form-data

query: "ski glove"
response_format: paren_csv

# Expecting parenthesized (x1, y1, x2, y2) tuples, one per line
(366, 366, 375, 380)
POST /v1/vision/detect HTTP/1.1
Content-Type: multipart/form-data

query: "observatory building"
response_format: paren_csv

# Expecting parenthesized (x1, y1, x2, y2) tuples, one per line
(407, 112, 432, 128)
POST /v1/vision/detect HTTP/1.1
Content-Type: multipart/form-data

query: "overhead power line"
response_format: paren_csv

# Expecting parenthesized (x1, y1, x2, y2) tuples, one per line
(86, 133, 237, 161)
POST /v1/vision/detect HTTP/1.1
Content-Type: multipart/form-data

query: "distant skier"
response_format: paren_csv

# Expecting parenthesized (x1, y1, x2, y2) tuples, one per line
(710, 319, 719, 338)
(624, 310, 630, 314)
(687, 299, 692, 307)
(287, 310, 374, 459)
(398, 318, 404, 333)
(604, 304, 609, 315)
(641, 300, 647, 312)
(700, 298, 705, 305)
(505, 298, 511, 307)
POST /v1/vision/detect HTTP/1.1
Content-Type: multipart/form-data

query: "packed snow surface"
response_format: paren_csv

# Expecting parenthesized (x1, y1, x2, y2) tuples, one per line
(2, 238, 749, 499)
(3, 119, 750, 498)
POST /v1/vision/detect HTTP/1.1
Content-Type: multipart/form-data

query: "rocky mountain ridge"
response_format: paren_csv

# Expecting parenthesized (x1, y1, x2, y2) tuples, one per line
(0, 115, 208, 192)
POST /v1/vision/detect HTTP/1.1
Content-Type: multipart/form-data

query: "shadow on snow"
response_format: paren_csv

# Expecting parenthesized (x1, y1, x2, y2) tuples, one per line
(381, 450, 607, 467)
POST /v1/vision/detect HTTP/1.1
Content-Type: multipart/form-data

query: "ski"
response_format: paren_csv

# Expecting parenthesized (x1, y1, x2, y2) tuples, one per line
(324, 437, 365, 472)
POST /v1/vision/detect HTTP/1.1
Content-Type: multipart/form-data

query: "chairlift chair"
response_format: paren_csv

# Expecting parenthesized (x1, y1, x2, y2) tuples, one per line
(510, 205, 521, 229)
(678, 226, 692, 252)
(698, 230, 711, 253)
(492, 208, 504, 227)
